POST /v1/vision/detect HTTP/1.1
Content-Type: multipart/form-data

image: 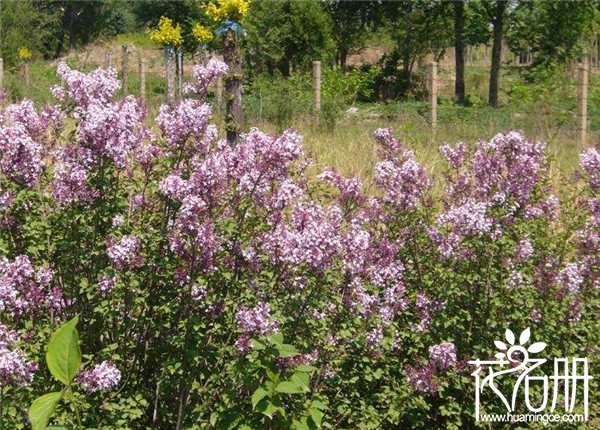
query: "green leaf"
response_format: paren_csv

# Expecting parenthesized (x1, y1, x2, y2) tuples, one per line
(277, 343, 299, 358)
(29, 392, 63, 430)
(46, 316, 81, 385)
(295, 365, 318, 373)
(256, 399, 281, 419)
(251, 386, 269, 409)
(47, 427, 69, 430)
(275, 380, 307, 394)
(291, 372, 310, 389)
(309, 406, 325, 427)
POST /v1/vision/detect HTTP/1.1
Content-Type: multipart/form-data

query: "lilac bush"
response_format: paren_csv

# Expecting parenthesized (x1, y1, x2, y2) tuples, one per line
(0, 60, 597, 429)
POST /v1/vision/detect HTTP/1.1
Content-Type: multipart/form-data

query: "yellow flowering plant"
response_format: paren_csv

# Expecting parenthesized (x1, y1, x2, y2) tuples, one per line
(18, 47, 32, 62)
(149, 16, 183, 47)
(192, 23, 214, 44)
(205, 0, 250, 23)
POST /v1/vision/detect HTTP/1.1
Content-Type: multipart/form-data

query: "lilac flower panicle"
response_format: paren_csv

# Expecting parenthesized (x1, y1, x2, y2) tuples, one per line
(236, 302, 279, 336)
(558, 263, 584, 294)
(184, 59, 229, 99)
(107, 235, 142, 270)
(406, 364, 438, 395)
(78, 361, 121, 393)
(98, 276, 117, 295)
(580, 147, 600, 190)
(515, 238, 534, 262)
(429, 342, 457, 370)
(440, 142, 466, 169)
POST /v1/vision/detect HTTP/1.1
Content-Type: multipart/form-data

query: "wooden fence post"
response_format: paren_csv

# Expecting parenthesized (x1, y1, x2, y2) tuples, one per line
(312, 60, 321, 114)
(121, 45, 129, 96)
(215, 76, 223, 113)
(106, 49, 114, 68)
(139, 55, 146, 101)
(222, 30, 243, 144)
(579, 58, 589, 145)
(166, 46, 175, 103)
(429, 61, 438, 129)
(177, 48, 183, 100)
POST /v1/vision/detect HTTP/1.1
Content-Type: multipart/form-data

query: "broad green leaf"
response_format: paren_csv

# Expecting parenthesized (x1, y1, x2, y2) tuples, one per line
(291, 372, 310, 389)
(276, 380, 306, 394)
(278, 343, 299, 358)
(47, 427, 69, 430)
(256, 399, 280, 419)
(46, 316, 81, 385)
(295, 365, 318, 373)
(251, 386, 269, 409)
(29, 392, 63, 430)
(309, 406, 325, 427)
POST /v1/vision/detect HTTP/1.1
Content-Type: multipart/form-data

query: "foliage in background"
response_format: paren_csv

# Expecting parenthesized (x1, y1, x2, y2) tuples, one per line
(508, 0, 599, 67)
(244, 0, 335, 76)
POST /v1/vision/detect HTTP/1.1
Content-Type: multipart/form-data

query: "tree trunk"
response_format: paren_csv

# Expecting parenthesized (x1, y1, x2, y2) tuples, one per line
(67, 3, 78, 51)
(222, 29, 244, 144)
(488, 0, 506, 108)
(339, 48, 349, 71)
(454, 0, 466, 105)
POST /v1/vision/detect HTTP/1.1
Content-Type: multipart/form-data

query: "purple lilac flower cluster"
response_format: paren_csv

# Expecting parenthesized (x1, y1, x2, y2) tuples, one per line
(235, 302, 280, 352)
(0, 255, 61, 314)
(183, 59, 229, 100)
(0, 324, 36, 387)
(406, 342, 457, 394)
(107, 235, 142, 270)
(78, 360, 121, 393)
(374, 128, 429, 211)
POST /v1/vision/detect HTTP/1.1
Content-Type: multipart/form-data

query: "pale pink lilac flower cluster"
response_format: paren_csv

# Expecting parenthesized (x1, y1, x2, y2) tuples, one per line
(98, 276, 117, 295)
(235, 302, 279, 352)
(156, 100, 213, 149)
(580, 147, 600, 190)
(405, 342, 457, 394)
(0, 255, 60, 314)
(78, 360, 121, 393)
(374, 128, 429, 211)
(183, 59, 229, 99)
(0, 323, 37, 387)
(53, 61, 121, 108)
(107, 235, 142, 270)
(0, 112, 44, 188)
(428, 342, 457, 370)
(515, 238, 534, 262)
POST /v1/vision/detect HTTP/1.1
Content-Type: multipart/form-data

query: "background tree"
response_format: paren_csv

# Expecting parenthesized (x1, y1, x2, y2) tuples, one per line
(454, 0, 466, 104)
(484, 0, 508, 107)
(378, 0, 452, 98)
(508, 0, 599, 67)
(244, 0, 335, 76)
(327, 0, 377, 70)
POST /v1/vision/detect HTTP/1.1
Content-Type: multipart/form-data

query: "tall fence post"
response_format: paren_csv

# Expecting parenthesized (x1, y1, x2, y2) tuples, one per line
(106, 49, 114, 68)
(215, 76, 223, 113)
(579, 58, 589, 145)
(177, 48, 183, 100)
(312, 60, 321, 114)
(121, 45, 129, 96)
(166, 46, 175, 103)
(139, 55, 146, 101)
(429, 61, 438, 129)
(0, 58, 4, 90)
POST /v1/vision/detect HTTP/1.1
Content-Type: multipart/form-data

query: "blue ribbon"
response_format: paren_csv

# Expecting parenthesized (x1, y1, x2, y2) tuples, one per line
(215, 21, 246, 37)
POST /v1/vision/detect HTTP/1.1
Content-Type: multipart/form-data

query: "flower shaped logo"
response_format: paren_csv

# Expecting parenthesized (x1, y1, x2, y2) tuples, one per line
(493, 328, 546, 361)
